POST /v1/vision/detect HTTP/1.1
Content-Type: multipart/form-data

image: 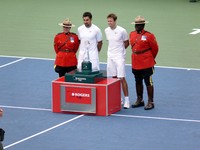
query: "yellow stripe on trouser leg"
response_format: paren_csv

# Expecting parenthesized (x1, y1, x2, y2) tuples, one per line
(149, 76, 153, 86)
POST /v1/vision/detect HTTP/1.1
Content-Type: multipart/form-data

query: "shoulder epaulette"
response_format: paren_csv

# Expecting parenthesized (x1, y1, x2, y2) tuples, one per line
(144, 31, 152, 34)
(70, 32, 77, 35)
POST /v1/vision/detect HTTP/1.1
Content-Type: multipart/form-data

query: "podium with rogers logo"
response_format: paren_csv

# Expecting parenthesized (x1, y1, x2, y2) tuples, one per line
(52, 76, 121, 116)
(52, 43, 121, 116)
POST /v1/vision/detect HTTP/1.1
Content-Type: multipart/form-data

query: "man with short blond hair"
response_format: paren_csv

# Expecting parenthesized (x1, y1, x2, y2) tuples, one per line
(105, 13, 130, 109)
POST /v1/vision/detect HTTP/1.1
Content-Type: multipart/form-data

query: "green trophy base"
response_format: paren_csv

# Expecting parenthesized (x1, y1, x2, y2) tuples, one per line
(65, 71, 103, 83)
(65, 61, 103, 83)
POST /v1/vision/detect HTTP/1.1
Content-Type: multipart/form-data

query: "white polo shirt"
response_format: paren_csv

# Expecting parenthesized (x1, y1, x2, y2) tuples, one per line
(105, 25, 128, 59)
(77, 24, 102, 71)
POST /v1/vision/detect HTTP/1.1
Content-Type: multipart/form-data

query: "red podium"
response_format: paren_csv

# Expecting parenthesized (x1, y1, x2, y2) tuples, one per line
(52, 77, 121, 116)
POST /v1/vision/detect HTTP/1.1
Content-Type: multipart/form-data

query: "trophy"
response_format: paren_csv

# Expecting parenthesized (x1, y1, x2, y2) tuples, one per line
(65, 40, 103, 83)
(81, 40, 92, 73)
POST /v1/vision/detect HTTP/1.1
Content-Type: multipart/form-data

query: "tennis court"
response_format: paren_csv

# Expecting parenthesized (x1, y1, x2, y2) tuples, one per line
(0, 0, 200, 150)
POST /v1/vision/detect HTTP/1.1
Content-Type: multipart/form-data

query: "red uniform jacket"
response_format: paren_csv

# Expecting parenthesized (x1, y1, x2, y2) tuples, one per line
(129, 30, 159, 70)
(54, 32, 80, 67)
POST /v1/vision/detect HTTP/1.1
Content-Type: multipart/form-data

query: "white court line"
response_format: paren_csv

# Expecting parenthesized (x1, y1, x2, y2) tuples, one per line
(1, 105, 200, 124)
(0, 55, 200, 71)
(4, 114, 84, 149)
(0, 57, 26, 68)
(112, 114, 200, 123)
(0, 55, 53, 61)
(0, 105, 51, 111)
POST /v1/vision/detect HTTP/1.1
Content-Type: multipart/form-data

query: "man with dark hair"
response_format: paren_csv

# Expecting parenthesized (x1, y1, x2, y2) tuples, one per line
(82, 12, 92, 20)
(105, 13, 130, 109)
(77, 12, 103, 71)
(129, 16, 159, 110)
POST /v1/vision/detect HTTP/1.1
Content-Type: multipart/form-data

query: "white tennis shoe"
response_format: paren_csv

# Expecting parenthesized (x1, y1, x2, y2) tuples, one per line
(123, 99, 130, 109)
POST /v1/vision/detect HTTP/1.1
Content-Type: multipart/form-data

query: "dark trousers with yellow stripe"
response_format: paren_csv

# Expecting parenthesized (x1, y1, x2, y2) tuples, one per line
(132, 67, 154, 103)
(55, 65, 77, 77)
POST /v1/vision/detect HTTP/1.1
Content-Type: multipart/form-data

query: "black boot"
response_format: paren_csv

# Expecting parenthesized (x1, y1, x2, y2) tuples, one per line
(144, 86, 154, 110)
(132, 84, 145, 108)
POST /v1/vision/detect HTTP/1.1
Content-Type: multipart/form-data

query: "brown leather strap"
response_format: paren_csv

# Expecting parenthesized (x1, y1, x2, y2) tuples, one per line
(131, 31, 147, 49)
(59, 49, 74, 52)
(133, 48, 150, 54)
(57, 36, 70, 50)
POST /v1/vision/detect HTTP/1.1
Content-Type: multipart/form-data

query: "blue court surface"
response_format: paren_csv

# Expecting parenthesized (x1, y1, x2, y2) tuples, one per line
(0, 55, 200, 150)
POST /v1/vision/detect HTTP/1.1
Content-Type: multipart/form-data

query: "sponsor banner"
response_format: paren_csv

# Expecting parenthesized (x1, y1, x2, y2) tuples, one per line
(65, 87, 92, 104)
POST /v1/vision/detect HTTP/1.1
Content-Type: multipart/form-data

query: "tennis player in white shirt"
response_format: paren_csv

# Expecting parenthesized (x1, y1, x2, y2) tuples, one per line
(105, 13, 130, 109)
(77, 12, 103, 71)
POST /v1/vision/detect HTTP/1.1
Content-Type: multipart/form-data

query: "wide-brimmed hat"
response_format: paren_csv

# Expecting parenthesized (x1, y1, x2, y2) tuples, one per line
(131, 16, 149, 24)
(58, 18, 75, 27)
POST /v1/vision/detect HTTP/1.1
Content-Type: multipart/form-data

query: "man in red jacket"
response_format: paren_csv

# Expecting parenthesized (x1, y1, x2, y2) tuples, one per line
(129, 16, 159, 110)
(54, 18, 80, 77)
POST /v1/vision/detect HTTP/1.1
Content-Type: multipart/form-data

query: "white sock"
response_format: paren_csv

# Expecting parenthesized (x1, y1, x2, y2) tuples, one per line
(125, 96, 129, 102)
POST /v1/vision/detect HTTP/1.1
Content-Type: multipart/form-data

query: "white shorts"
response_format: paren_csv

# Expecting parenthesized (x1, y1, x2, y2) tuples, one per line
(107, 57, 126, 78)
